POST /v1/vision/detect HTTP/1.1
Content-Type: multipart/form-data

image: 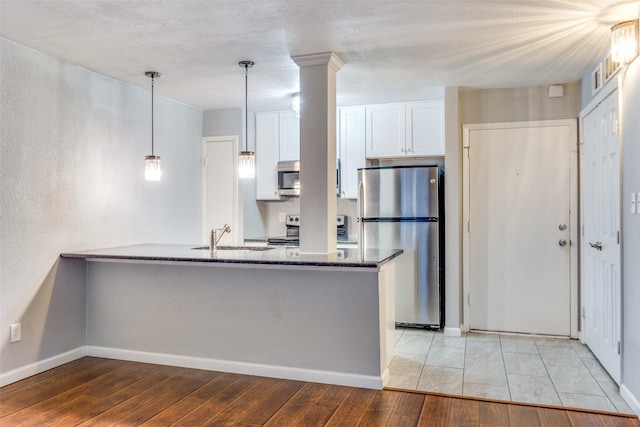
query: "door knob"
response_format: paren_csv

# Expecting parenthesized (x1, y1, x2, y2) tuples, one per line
(559, 239, 567, 247)
(589, 241, 603, 251)
(558, 224, 567, 231)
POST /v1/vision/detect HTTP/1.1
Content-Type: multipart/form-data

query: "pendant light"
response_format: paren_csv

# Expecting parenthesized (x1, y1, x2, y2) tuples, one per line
(144, 71, 161, 181)
(238, 60, 255, 179)
(292, 92, 300, 118)
(611, 20, 639, 64)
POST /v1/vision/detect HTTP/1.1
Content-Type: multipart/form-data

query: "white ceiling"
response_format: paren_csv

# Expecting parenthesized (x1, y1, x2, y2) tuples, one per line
(1, 0, 637, 112)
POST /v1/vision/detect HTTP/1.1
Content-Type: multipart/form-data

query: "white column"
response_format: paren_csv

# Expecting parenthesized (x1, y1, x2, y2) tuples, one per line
(291, 52, 344, 254)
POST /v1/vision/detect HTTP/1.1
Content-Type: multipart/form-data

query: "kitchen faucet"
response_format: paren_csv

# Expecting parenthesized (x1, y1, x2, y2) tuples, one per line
(210, 224, 231, 252)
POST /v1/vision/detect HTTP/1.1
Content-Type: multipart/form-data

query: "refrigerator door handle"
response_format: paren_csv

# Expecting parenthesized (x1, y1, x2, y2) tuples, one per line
(357, 179, 364, 254)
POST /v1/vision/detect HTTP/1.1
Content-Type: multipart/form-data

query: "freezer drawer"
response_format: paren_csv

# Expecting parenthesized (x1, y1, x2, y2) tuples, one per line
(362, 220, 440, 326)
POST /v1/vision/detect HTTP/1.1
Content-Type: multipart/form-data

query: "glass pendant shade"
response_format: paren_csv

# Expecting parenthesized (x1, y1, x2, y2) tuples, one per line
(611, 20, 639, 64)
(238, 151, 255, 179)
(292, 93, 300, 118)
(145, 155, 161, 181)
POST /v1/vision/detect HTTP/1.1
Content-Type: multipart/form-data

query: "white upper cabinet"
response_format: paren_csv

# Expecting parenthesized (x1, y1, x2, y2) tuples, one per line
(339, 106, 366, 199)
(365, 100, 444, 158)
(278, 111, 300, 161)
(406, 100, 444, 156)
(255, 112, 281, 200)
(255, 110, 300, 200)
(365, 103, 406, 158)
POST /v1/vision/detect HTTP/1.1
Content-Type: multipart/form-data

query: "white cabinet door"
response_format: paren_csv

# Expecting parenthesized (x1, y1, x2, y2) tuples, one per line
(255, 112, 281, 200)
(279, 111, 300, 161)
(339, 106, 366, 199)
(365, 103, 406, 158)
(406, 100, 444, 156)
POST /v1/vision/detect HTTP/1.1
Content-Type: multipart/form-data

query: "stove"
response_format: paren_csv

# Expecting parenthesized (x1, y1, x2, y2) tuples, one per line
(267, 214, 347, 246)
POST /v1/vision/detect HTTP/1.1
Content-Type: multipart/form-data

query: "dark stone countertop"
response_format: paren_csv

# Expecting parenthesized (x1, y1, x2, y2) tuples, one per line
(61, 244, 403, 268)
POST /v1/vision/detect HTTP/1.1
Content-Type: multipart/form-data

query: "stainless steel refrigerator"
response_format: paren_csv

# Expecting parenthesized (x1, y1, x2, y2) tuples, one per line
(358, 166, 443, 328)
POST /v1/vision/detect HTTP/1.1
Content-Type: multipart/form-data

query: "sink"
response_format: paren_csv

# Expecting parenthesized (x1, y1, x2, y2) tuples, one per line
(191, 245, 274, 251)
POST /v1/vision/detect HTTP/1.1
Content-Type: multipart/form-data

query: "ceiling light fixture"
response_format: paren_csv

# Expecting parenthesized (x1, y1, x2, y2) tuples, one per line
(144, 71, 161, 181)
(238, 60, 255, 179)
(292, 92, 300, 118)
(611, 19, 639, 64)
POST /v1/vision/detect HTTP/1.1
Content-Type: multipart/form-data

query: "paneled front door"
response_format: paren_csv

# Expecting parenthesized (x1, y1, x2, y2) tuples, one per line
(581, 89, 621, 384)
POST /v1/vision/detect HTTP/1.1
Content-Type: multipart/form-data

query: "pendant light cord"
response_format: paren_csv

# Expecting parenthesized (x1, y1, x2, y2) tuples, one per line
(244, 64, 248, 152)
(151, 74, 155, 156)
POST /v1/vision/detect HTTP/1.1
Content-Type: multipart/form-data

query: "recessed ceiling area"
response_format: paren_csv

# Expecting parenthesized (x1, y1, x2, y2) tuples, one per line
(1, 0, 635, 111)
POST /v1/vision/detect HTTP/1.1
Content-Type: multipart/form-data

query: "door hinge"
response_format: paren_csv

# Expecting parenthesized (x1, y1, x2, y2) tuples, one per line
(464, 146, 470, 159)
(582, 225, 584, 237)
(203, 157, 208, 167)
(468, 293, 471, 307)
(617, 341, 621, 355)
(468, 220, 471, 232)
(582, 307, 585, 318)
(617, 231, 620, 244)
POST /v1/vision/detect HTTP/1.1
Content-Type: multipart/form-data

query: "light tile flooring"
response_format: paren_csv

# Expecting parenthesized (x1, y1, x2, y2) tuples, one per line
(388, 328, 633, 414)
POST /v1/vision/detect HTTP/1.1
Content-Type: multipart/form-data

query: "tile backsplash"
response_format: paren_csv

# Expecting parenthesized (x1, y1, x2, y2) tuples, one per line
(259, 197, 357, 239)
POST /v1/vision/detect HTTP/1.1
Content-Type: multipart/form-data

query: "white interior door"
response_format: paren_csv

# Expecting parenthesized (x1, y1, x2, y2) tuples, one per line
(202, 136, 241, 246)
(581, 89, 621, 384)
(463, 121, 577, 336)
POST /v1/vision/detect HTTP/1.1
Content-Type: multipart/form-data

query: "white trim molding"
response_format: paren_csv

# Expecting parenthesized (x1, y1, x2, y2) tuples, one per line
(444, 327, 462, 337)
(87, 346, 384, 390)
(0, 347, 87, 387)
(620, 384, 640, 416)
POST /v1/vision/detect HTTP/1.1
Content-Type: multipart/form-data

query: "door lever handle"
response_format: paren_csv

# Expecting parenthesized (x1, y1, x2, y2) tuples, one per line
(589, 241, 603, 251)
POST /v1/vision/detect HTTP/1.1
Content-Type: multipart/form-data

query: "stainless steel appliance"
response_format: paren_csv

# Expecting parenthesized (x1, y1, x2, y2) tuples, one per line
(268, 214, 347, 246)
(276, 160, 341, 197)
(277, 161, 300, 196)
(358, 166, 443, 328)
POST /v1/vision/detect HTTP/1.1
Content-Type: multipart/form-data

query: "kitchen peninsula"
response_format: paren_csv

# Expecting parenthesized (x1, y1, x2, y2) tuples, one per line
(61, 244, 402, 389)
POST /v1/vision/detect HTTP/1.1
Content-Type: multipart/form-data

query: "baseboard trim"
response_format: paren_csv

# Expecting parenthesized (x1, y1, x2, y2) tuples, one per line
(0, 347, 87, 387)
(86, 346, 383, 390)
(620, 384, 640, 416)
(444, 327, 462, 337)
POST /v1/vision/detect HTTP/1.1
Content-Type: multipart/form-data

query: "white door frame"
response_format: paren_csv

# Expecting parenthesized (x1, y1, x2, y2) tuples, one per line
(462, 120, 579, 337)
(201, 135, 242, 245)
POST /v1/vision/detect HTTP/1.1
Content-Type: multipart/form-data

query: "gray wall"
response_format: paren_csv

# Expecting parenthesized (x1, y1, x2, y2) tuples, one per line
(86, 261, 384, 382)
(460, 84, 580, 124)
(0, 39, 203, 376)
(203, 108, 266, 239)
(444, 87, 462, 334)
(620, 56, 640, 413)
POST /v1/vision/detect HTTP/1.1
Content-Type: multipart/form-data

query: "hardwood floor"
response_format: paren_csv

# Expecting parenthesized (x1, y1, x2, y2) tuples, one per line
(1, 357, 638, 426)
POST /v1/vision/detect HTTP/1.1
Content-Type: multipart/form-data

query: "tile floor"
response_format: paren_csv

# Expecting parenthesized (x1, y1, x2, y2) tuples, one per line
(388, 328, 633, 414)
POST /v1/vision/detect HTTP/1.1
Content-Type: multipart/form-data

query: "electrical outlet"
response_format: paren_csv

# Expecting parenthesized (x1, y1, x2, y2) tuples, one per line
(279, 212, 286, 223)
(10, 323, 21, 343)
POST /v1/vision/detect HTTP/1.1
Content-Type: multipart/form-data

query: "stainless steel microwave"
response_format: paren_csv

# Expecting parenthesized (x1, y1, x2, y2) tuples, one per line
(277, 160, 300, 196)
(277, 160, 340, 196)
